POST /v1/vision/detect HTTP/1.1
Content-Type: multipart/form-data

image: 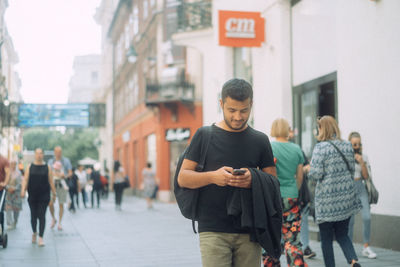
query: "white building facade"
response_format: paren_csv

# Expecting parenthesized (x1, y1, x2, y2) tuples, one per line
(174, 0, 400, 250)
(94, 0, 118, 174)
(68, 55, 102, 103)
(1, 0, 22, 159)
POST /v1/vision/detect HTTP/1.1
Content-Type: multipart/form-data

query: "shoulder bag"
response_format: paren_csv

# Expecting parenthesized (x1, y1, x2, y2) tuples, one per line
(327, 141, 379, 204)
(365, 164, 379, 204)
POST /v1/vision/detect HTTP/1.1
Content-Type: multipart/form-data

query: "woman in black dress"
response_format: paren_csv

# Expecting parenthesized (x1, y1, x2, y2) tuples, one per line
(21, 148, 56, 246)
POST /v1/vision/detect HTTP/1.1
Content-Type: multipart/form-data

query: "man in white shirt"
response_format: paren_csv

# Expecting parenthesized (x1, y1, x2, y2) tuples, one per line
(75, 165, 88, 208)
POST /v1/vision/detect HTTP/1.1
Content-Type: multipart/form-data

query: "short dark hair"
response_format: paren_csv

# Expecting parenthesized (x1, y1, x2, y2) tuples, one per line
(113, 160, 121, 172)
(221, 78, 253, 102)
(147, 162, 152, 168)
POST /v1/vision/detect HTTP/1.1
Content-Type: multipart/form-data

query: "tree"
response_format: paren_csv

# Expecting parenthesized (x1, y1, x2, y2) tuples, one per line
(23, 128, 99, 167)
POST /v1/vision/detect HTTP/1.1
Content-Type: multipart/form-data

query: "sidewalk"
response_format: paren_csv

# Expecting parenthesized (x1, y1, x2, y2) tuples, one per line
(0, 195, 399, 267)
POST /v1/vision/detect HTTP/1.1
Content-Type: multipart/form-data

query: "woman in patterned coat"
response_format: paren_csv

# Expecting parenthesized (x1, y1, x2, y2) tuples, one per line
(309, 116, 362, 267)
(5, 160, 23, 229)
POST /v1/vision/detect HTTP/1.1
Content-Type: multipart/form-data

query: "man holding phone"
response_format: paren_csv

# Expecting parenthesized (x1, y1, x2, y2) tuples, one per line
(178, 78, 276, 267)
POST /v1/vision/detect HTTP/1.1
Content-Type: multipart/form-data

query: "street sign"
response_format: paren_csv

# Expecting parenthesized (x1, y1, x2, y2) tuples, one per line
(1, 103, 106, 128)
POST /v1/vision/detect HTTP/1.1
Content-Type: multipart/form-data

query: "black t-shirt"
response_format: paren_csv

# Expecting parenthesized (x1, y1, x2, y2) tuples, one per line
(185, 124, 275, 233)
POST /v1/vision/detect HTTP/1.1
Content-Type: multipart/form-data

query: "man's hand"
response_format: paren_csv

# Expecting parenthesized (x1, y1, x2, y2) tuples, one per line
(227, 168, 251, 188)
(212, 166, 234, 187)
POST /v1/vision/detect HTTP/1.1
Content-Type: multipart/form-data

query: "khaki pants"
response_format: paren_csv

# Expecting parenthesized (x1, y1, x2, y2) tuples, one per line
(199, 232, 261, 267)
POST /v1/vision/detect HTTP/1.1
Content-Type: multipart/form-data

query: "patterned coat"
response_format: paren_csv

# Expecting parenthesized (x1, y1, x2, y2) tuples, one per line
(5, 169, 23, 211)
(309, 139, 361, 224)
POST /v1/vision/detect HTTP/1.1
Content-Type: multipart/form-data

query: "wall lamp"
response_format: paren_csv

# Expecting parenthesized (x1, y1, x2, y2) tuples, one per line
(126, 45, 138, 63)
(3, 96, 9, 106)
(127, 45, 157, 65)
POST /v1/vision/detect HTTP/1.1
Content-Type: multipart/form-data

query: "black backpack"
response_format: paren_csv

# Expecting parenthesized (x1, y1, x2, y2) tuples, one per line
(173, 126, 212, 233)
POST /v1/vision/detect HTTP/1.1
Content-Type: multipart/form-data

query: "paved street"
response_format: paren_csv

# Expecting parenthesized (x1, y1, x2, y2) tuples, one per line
(1, 194, 399, 267)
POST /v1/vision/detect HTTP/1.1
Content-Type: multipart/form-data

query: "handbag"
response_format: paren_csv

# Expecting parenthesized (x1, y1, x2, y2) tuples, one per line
(124, 176, 130, 188)
(365, 167, 379, 204)
(328, 141, 379, 205)
(298, 173, 311, 211)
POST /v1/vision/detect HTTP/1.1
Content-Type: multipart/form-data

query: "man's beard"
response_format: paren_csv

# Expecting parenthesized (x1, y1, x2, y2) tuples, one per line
(223, 116, 248, 131)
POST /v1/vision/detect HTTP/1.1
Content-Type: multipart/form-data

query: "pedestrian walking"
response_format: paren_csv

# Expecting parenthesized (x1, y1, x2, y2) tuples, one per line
(5, 160, 23, 230)
(177, 79, 279, 267)
(308, 116, 362, 267)
(75, 164, 88, 208)
(48, 146, 72, 231)
(112, 161, 126, 211)
(67, 167, 79, 213)
(299, 161, 317, 260)
(141, 162, 158, 209)
(101, 168, 109, 199)
(0, 154, 11, 236)
(89, 163, 102, 208)
(347, 132, 377, 259)
(267, 118, 307, 267)
(20, 148, 57, 247)
(288, 128, 317, 259)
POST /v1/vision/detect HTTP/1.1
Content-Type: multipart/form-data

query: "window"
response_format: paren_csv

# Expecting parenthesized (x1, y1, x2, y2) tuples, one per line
(127, 73, 138, 110)
(133, 5, 139, 35)
(91, 71, 98, 84)
(150, 0, 156, 14)
(129, 13, 134, 38)
(124, 24, 130, 49)
(128, 78, 134, 110)
(124, 83, 129, 116)
(116, 37, 123, 67)
(133, 73, 139, 107)
(143, 0, 149, 20)
(146, 133, 157, 171)
(233, 47, 252, 83)
(233, 47, 253, 126)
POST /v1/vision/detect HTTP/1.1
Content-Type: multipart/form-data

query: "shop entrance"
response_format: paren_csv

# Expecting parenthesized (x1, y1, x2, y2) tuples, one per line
(293, 72, 337, 158)
(169, 140, 187, 201)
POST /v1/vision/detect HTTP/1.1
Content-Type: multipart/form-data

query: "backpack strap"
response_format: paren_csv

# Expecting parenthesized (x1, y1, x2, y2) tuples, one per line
(191, 125, 213, 233)
(195, 126, 212, 171)
(327, 141, 352, 174)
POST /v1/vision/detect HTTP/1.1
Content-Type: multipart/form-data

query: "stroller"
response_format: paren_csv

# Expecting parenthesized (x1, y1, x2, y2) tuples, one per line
(0, 189, 8, 248)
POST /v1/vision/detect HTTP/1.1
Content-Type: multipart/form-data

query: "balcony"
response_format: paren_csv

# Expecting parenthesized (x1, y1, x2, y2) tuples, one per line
(145, 79, 195, 107)
(176, 1, 212, 32)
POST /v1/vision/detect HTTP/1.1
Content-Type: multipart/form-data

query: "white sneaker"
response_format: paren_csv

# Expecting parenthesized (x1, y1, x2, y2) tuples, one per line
(362, 246, 377, 259)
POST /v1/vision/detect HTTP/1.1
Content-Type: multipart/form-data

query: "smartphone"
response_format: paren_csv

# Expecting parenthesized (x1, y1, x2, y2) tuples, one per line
(232, 169, 246, 175)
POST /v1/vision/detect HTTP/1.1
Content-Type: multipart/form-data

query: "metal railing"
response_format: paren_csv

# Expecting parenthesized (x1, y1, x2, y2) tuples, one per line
(176, 1, 212, 32)
(145, 79, 195, 106)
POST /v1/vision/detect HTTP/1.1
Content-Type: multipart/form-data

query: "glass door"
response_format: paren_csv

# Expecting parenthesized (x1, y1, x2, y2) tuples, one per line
(300, 90, 318, 158)
(292, 72, 337, 159)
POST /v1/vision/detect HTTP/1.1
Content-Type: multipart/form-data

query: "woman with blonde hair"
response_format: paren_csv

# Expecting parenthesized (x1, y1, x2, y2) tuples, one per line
(309, 116, 362, 267)
(348, 131, 377, 259)
(265, 118, 307, 267)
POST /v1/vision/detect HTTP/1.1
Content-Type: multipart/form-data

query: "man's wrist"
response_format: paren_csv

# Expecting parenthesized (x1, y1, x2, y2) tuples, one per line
(208, 171, 216, 185)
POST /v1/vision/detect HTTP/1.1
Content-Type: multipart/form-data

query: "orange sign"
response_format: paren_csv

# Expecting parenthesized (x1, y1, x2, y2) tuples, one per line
(219, 10, 265, 47)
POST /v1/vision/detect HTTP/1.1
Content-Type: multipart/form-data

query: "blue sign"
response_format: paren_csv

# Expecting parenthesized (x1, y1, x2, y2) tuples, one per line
(18, 104, 90, 127)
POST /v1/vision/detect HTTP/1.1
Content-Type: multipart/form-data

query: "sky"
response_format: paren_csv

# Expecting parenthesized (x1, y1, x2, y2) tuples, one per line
(5, 0, 101, 103)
